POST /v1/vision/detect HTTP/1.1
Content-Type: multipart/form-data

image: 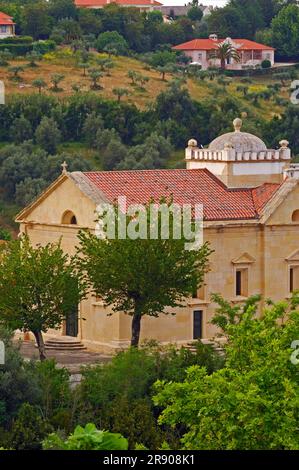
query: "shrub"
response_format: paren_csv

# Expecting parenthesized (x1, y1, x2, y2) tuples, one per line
(35, 116, 61, 154)
(261, 59, 271, 69)
(0, 44, 33, 56)
(0, 327, 41, 431)
(9, 403, 52, 450)
(96, 31, 129, 56)
(0, 229, 11, 241)
(76, 343, 223, 449)
(33, 40, 56, 55)
(43, 423, 128, 450)
(0, 36, 33, 45)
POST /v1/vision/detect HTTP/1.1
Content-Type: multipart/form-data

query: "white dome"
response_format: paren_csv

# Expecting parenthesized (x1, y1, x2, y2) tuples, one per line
(209, 118, 267, 153)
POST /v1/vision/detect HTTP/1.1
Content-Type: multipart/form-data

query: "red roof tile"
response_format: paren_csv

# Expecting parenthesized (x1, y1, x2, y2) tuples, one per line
(83, 169, 279, 221)
(0, 11, 14, 24)
(251, 183, 280, 213)
(173, 38, 274, 51)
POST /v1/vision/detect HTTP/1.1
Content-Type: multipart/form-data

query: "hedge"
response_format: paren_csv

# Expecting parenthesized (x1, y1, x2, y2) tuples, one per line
(0, 36, 33, 45)
(32, 40, 56, 55)
(0, 44, 32, 56)
(221, 64, 299, 77)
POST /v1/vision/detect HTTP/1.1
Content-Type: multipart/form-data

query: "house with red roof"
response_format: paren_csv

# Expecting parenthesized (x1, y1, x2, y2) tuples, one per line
(75, 0, 162, 12)
(173, 35, 275, 70)
(15, 119, 298, 352)
(0, 11, 15, 39)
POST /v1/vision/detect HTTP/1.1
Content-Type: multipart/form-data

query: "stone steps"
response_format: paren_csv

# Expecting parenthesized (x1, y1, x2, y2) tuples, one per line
(185, 340, 225, 356)
(38, 337, 86, 351)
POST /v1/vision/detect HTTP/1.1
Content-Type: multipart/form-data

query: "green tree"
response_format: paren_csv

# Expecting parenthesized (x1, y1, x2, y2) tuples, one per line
(0, 49, 12, 67)
(57, 18, 82, 43)
(48, 0, 77, 21)
(8, 66, 24, 81)
(112, 87, 129, 103)
(50, 73, 65, 92)
(26, 51, 41, 68)
(77, 62, 89, 76)
(21, 2, 52, 40)
(157, 64, 176, 81)
(0, 327, 41, 430)
(35, 116, 61, 153)
(187, 6, 203, 22)
(32, 78, 47, 94)
(271, 4, 299, 58)
(77, 202, 211, 346)
(0, 236, 86, 360)
(15, 177, 47, 206)
(82, 111, 104, 147)
(88, 68, 103, 90)
(9, 115, 32, 144)
(154, 294, 299, 449)
(96, 31, 129, 55)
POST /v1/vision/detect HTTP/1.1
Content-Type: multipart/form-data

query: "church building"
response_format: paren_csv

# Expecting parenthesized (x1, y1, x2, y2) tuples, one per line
(16, 119, 299, 352)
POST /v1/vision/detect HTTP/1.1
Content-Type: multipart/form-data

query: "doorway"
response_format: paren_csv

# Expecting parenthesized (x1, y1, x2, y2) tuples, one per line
(193, 310, 203, 340)
(66, 306, 78, 337)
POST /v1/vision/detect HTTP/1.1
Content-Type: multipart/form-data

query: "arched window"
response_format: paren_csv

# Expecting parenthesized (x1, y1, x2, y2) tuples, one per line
(61, 210, 77, 225)
(292, 210, 299, 222)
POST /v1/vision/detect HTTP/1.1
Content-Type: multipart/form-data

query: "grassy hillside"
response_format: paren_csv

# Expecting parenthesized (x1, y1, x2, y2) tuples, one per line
(0, 48, 296, 236)
(0, 48, 293, 120)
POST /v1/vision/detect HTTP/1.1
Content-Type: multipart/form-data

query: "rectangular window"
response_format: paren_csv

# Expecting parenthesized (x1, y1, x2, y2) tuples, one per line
(289, 266, 299, 293)
(235, 268, 248, 297)
(192, 280, 205, 299)
(193, 310, 203, 339)
(0, 26, 7, 33)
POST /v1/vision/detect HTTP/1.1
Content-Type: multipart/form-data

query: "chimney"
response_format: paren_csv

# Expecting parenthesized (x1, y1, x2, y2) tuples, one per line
(209, 34, 218, 41)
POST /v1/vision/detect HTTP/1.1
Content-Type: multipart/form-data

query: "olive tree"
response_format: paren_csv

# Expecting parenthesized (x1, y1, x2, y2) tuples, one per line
(0, 236, 86, 360)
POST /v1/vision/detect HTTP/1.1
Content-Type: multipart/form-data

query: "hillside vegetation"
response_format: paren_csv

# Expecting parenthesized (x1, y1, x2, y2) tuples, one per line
(0, 48, 294, 120)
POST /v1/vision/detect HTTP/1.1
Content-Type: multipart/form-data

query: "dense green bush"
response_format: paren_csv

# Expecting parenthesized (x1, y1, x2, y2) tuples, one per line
(261, 59, 271, 69)
(0, 44, 32, 56)
(76, 342, 223, 449)
(0, 229, 11, 241)
(43, 423, 128, 450)
(96, 31, 129, 55)
(9, 403, 52, 450)
(0, 36, 33, 45)
(33, 40, 56, 55)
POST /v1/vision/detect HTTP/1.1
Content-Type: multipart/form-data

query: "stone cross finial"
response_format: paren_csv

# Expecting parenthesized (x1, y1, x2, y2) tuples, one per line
(233, 118, 242, 132)
(61, 161, 68, 175)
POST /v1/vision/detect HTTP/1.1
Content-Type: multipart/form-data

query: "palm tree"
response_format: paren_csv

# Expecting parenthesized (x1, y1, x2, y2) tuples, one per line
(210, 42, 241, 70)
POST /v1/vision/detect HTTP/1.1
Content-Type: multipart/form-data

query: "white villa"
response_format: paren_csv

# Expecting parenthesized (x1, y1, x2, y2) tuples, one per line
(173, 35, 275, 70)
(0, 12, 15, 39)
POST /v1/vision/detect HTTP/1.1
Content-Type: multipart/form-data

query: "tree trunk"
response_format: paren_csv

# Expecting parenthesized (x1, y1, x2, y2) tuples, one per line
(221, 58, 226, 70)
(131, 313, 141, 347)
(33, 330, 46, 361)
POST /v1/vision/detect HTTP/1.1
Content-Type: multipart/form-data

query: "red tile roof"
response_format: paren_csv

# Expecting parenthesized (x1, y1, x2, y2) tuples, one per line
(75, 0, 162, 7)
(0, 11, 15, 25)
(83, 169, 279, 221)
(173, 38, 274, 51)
